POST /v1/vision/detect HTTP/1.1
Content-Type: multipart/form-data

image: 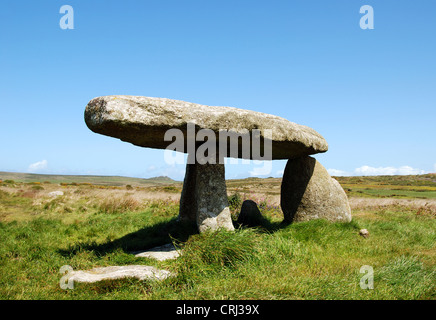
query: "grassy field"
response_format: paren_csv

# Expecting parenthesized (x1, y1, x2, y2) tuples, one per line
(0, 173, 435, 300)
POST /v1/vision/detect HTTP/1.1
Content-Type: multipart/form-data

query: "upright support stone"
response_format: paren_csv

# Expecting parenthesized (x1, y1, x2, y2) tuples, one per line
(280, 156, 352, 223)
(179, 153, 234, 232)
(178, 154, 197, 223)
(195, 161, 234, 232)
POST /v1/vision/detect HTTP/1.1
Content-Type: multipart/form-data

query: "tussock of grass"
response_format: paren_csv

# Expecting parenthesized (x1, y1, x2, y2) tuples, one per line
(98, 196, 141, 214)
(174, 228, 259, 273)
(376, 255, 436, 299)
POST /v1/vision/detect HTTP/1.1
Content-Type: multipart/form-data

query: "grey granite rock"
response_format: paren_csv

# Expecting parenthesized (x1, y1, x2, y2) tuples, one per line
(359, 229, 370, 238)
(195, 161, 234, 232)
(177, 154, 234, 232)
(178, 154, 197, 223)
(133, 243, 180, 261)
(48, 191, 64, 198)
(280, 156, 352, 223)
(84, 95, 328, 160)
(68, 265, 172, 283)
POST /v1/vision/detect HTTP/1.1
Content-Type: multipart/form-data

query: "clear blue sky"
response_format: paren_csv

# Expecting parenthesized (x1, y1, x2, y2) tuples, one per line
(1, 0, 435, 181)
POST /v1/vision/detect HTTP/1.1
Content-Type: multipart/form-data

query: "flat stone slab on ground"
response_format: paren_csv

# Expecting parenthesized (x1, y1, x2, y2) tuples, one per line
(68, 265, 173, 283)
(133, 243, 180, 261)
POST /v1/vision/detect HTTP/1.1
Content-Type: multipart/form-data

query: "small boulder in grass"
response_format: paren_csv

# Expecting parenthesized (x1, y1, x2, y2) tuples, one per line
(237, 200, 266, 227)
(48, 191, 64, 198)
(359, 229, 370, 238)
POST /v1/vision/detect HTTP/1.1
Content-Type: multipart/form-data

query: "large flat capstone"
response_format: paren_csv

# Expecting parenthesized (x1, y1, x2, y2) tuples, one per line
(85, 95, 328, 160)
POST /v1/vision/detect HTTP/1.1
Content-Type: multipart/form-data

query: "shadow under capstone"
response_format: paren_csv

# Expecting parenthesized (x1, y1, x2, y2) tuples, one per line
(57, 212, 293, 259)
(58, 218, 197, 258)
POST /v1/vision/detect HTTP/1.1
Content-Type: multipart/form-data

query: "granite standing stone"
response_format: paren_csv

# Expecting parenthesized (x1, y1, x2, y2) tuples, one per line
(280, 156, 352, 223)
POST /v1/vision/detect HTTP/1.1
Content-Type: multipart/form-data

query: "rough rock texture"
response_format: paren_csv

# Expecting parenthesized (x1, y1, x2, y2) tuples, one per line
(178, 154, 234, 232)
(68, 265, 172, 283)
(84, 95, 328, 160)
(178, 154, 197, 223)
(237, 200, 265, 227)
(280, 156, 352, 223)
(359, 229, 370, 238)
(133, 243, 180, 261)
(196, 162, 234, 232)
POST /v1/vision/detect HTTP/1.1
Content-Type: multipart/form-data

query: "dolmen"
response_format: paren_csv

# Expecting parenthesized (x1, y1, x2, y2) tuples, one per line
(85, 95, 351, 232)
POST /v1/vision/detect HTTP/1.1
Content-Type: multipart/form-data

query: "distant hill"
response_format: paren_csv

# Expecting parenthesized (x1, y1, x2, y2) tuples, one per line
(1, 171, 435, 188)
(0, 171, 180, 187)
(332, 173, 436, 187)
